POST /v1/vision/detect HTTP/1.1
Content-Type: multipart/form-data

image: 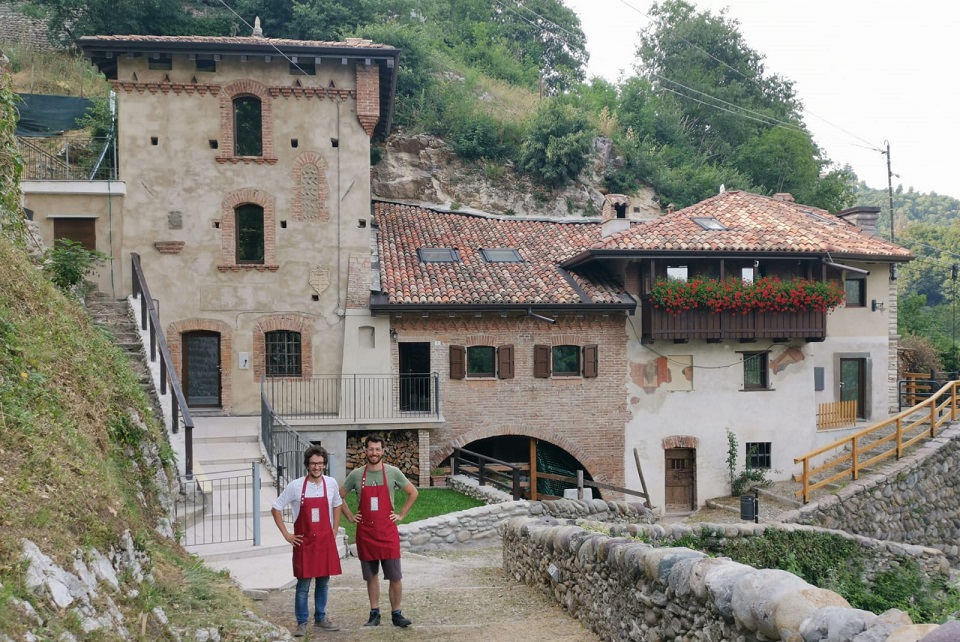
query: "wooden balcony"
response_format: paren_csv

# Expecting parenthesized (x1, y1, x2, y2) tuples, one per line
(641, 305, 826, 343)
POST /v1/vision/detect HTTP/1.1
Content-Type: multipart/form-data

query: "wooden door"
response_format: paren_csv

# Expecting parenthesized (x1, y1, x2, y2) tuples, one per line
(665, 448, 695, 511)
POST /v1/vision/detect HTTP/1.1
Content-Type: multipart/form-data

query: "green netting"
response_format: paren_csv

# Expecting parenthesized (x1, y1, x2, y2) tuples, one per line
(535, 441, 584, 497)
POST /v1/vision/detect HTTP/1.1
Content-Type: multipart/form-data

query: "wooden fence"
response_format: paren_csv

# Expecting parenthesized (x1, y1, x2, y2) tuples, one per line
(816, 400, 857, 430)
(794, 380, 960, 503)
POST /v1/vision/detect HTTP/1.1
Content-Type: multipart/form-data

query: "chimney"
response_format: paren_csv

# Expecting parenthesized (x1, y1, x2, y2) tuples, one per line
(252, 16, 263, 38)
(772, 193, 795, 202)
(601, 194, 631, 237)
(837, 205, 881, 237)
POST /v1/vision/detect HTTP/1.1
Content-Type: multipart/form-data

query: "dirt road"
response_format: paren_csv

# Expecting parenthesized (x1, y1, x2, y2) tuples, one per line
(250, 545, 600, 641)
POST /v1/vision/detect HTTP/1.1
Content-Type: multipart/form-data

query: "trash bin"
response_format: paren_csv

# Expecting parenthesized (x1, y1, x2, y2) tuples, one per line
(740, 494, 757, 521)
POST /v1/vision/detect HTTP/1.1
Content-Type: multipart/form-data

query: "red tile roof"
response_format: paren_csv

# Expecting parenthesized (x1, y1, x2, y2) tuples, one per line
(374, 202, 628, 307)
(591, 190, 913, 259)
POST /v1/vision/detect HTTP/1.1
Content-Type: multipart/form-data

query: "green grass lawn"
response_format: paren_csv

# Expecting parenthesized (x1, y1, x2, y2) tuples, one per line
(340, 487, 484, 543)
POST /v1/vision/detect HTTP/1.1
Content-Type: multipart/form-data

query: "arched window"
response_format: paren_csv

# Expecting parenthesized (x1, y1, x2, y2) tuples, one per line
(235, 204, 264, 264)
(233, 96, 262, 156)
(265, 330, 302, 377)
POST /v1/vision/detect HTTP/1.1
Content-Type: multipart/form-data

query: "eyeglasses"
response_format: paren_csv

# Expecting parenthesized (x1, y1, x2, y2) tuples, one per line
(307, 461, 325, 467)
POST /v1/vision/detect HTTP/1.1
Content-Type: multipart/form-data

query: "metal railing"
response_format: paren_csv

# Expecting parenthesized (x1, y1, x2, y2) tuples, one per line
(18, 135, 118, 181)
(794, 380, 960, 504)
(262, 373, 441, 420)
(174, 464, 262, 546)
(131, 252, 195, 477)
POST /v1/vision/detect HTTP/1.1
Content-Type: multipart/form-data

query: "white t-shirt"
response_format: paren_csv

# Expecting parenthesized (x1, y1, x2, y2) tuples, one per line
(272, 475, 343, 524)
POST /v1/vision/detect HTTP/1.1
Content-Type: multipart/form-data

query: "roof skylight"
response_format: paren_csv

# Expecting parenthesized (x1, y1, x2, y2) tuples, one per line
(417, 248, 461, 263)
(480, 248, 523, 263)
(692, 216, 727, 231)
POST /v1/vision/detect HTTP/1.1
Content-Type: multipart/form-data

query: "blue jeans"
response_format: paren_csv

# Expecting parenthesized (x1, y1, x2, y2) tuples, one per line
(295, 576, 330, 625)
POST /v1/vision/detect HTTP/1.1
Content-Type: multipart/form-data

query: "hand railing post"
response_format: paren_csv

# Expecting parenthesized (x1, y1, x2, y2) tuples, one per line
(896, 416, 903, 459)
(452, 450, 460, 476)
(478, 460, 486, 487)
(512, 465, 521, 501)
(801, 457, 809, 504)
(851, 436, 859, 480)
(930, 398, 937, 437)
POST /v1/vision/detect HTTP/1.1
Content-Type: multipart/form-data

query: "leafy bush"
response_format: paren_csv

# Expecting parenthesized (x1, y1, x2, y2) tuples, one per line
(42, 239, 108, 294)
(518, 100, 594, 187)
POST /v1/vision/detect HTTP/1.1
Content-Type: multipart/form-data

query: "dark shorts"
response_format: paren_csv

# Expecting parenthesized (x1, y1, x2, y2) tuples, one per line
(360, 558, 402, 581)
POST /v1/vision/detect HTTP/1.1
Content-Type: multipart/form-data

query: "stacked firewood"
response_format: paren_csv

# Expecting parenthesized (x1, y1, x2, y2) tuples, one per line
(345, 430, 420, 481)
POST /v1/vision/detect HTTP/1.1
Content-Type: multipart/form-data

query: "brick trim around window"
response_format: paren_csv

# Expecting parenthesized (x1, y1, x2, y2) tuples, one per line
(218, 188, 279, 271)
(217, 79, 277, 164)
(252, 315, 314, 380)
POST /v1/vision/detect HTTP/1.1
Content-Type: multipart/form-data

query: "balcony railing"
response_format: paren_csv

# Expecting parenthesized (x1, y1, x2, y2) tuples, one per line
(641, 304, 827, 343)
(262, 373, 441, 421)
(18, 135, 118, 181)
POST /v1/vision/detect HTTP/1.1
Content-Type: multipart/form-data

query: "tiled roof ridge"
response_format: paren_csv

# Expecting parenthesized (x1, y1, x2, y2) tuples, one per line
(373, 199, 601, 225)
(80, 34, 396, 50)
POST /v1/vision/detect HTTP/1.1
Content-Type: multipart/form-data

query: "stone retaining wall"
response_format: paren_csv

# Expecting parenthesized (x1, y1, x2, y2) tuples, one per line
(399, 483, 655, 552)
(500, 517, 953, 642)
(586, 519, 951, 584)
(783, 425, 960, 564)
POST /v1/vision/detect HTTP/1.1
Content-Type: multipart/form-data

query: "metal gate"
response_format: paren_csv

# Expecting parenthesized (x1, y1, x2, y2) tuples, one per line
(174, 464, 263, 546)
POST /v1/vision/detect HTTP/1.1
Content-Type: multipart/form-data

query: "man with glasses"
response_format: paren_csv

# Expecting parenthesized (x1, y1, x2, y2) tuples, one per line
(339, 434, 419, 628)
(272, 445, 343, 637)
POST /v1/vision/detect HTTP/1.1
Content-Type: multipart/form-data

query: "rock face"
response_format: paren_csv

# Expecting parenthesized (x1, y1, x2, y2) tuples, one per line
(372, 133, 660, 218)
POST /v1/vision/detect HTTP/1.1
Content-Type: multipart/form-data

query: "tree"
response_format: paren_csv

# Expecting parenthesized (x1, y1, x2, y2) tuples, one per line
(25, 0, 225, 40)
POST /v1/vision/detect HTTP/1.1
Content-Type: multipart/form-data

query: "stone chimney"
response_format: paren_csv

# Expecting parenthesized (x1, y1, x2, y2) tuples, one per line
(837, 205, 881, 237)
(601, 194, 631, 237)
(772, 193, 795, 202)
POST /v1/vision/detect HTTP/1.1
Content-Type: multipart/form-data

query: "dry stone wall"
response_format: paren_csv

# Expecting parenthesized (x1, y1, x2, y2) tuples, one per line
(783, 425, 960, 564)
(500, 517, 950, 642)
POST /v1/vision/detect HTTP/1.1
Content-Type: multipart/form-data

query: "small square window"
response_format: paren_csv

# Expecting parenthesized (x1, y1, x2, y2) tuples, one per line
(743, 351, 769, 390)
(418, 248, 460, 263)
(844, 278, 866, 307)
(745, 442, 771, 469)
(666, 264, 688, 281)
(148, 55, 172, 70)
(290, 61, 316, 75)
(195, 58, 217, 72)
(467, 346, 495, 377)
(480, 248, 523, 263)
(552, 345, 580, 376)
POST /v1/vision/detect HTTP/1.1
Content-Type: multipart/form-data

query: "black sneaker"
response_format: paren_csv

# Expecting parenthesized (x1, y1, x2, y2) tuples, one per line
(364, 612, 381, 627)
(391, 612, 412, 628)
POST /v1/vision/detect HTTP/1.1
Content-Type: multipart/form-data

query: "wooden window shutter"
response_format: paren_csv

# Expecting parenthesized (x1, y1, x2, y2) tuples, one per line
(497, 345, 514, 379)
(583, 344, 598, 378)
(534, 344, 550, 378)
(450, 345, 466, 379)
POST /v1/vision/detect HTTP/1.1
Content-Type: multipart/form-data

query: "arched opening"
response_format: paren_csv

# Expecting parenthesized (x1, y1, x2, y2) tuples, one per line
(459, 435, 599, 500)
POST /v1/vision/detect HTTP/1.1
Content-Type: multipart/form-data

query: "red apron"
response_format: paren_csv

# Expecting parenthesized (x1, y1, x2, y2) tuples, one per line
(292, 476, 342, 579)
(355, 466, 401, 562)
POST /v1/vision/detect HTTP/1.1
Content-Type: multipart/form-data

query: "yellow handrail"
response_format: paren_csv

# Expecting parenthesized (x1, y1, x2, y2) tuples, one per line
(793, 380, 960, 503)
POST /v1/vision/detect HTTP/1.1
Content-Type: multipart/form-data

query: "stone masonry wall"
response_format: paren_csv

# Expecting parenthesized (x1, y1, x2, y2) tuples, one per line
(500, 517, 949, 642)
(782, 425, 960, 564)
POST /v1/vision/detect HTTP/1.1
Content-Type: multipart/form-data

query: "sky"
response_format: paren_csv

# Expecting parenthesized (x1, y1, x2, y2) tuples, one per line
(562, 0, 960, 199)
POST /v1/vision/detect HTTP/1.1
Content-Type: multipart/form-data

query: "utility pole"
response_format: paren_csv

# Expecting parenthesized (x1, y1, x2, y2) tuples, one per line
(885, 140, 895, 244)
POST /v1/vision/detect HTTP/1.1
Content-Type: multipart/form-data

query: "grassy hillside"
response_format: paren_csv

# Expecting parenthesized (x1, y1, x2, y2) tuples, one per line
(0, 237, 265, 637)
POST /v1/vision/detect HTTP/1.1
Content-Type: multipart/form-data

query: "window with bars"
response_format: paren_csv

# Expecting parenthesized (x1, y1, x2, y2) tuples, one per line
(742, 351, 769, 390)
(265, 330, 302, 377)
(745, 442, 771, 469)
